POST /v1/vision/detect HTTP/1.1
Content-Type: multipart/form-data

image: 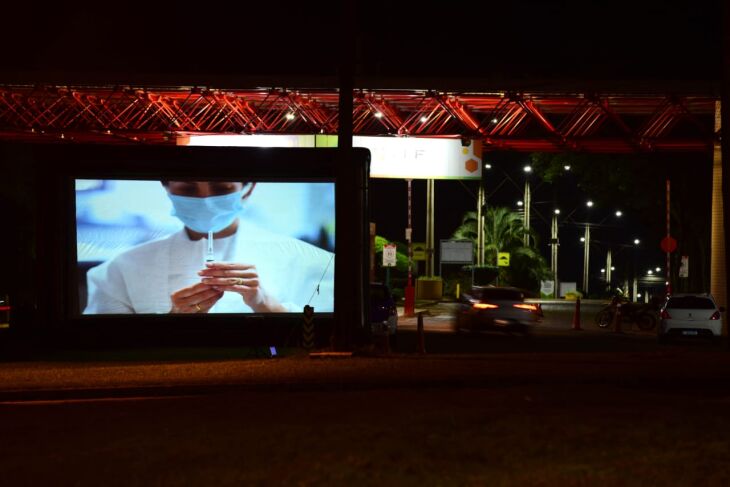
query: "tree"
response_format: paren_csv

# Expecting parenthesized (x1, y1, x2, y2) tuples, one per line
(452, 207, 551, 291)
(530, 152, 712, 292)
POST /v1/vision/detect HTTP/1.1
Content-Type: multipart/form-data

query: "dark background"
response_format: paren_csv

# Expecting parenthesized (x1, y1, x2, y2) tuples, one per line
(0, 0, 724, 316)
(0, 1, 721, 90)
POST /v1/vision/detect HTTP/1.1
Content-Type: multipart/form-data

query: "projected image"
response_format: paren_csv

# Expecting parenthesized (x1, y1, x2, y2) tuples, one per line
(76, 179, 335, 315)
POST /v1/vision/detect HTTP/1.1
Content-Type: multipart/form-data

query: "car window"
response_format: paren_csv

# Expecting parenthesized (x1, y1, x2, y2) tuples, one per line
(472, 288, 524, 301)
(370, 285, 388, 300)
(666, 296, 715, 309)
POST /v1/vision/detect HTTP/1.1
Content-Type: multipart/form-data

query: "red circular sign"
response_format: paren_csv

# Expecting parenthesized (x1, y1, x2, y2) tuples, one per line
(660, 236, 678, 253)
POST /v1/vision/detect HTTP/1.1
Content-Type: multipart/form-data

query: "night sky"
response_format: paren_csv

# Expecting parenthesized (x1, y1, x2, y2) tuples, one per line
(0, 0, 723, 292)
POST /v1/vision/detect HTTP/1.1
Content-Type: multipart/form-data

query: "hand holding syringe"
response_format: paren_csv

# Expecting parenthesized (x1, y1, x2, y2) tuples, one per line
(206, 230, 215, 263)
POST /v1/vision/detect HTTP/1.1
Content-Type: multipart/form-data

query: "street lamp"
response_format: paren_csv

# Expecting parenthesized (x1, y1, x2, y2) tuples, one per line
(582, 200, 593, 294)
(632, 238, 641, 300)
(551, 208, 560, 298)
(522, 167, 532, 245)
(615, 210, 623, 217)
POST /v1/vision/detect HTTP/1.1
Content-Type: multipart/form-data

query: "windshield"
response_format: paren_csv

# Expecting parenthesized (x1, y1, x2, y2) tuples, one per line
(370, 285, 389, 301)
(666, 296, 715, 310)
(471, 288, 524, 302)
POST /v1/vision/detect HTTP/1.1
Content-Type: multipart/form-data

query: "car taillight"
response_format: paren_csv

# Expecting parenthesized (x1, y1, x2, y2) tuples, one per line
(473, 303, 499, 310)
(660, 309, 671, 319)
(710, 311, 721, 320)
(513, 303, 538, 312)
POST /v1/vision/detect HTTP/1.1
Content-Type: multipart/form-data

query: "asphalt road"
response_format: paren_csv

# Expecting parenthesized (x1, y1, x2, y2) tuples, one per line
(2, 346, 730, 486)
(1, 303, 728, 486)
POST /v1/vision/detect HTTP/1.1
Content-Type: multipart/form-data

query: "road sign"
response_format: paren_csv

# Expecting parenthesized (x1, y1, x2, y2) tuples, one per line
(440, 240, 473, 264)
(383, 243, 397, 267)
(660, 236, 677, 253)
(412, 242, 427, 261)
(497, 252, 510, 267)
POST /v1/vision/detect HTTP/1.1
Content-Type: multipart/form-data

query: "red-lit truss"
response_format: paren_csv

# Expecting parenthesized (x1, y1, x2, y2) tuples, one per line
(0, 85, 718, 152)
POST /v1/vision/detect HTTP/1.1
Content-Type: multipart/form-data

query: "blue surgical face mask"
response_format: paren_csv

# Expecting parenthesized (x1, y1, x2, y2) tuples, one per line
(168, 190, 244, 233)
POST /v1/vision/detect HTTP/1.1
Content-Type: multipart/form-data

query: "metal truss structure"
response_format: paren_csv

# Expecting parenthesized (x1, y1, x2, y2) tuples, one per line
(0, 85, 718, 152)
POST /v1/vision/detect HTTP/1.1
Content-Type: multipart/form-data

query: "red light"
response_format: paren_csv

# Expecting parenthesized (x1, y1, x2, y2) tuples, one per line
(710, 311, 721, 320)
(513, 303, 538, 312)
(0, 306, 10, 312)
(660, 309, 671, 319)
(473, 303, 499, 310)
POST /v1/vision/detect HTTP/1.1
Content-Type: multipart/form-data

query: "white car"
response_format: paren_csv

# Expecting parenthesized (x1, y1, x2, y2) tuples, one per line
(659, 294, 725, 340)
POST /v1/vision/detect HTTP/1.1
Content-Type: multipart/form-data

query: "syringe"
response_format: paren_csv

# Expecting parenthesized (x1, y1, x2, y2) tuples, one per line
(206, 230, 215, 263)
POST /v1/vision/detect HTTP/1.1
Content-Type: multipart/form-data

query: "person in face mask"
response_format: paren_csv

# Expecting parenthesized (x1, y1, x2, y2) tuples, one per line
(83, 180, 334, 315)
(164, 180, 288, 314)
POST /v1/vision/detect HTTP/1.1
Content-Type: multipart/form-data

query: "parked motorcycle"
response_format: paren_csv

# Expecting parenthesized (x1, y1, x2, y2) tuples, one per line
(595, 297, 658, 331)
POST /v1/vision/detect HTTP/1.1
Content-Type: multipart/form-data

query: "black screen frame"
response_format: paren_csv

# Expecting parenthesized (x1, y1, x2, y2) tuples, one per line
(18, 143, 369, 343)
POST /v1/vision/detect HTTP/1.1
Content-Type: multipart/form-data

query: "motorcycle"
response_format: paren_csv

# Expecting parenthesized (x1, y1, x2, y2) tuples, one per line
(595, 297, 658, 331)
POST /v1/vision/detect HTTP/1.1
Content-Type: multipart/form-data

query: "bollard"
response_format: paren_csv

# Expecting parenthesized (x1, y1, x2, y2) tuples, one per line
(417, 312, 426, 354)
(571, 297, 583, 331)
(612, 304, 623, 333)
(302, 305, 315, 350)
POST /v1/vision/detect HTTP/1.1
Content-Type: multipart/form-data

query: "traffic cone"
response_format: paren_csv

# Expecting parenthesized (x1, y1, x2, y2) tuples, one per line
(417, 312, 426, 354)
(572, 297, 583, 331)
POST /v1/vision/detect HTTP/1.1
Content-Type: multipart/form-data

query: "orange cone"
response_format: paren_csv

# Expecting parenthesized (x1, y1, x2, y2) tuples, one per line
(572, 297, 583, 331)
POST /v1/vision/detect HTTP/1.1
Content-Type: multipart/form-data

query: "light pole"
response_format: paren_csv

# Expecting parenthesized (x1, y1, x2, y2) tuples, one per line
(632, 238, 641, 301)
(551, 208, 560, 298)
(523, 165, 532, 246)
(582, 200, 593, 294)
(604, 210, 622, 293)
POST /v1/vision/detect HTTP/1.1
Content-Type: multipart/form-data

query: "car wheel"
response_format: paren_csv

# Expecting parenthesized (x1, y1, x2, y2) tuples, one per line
(636, 313, 657, 331)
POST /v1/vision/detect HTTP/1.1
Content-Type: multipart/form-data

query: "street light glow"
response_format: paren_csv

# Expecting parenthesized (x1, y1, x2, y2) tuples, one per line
(586, 200, 594, 207)
(517, 200, 524, 207)
(484, 163, 492, 169)
(580, 237, 585, 242)
(491, 118, 498, 123)
(554, 209, 561, 215)
(564, 165, 571, 171)
(523, 165, 532, 173)
(601, 268, 606, 273)
(374, 111, 383, 118)
(615, 210, 622, 217)
(285, 112, 296, 120)
(634, 239, 640, 245)
(420, 116, 428, 123)
(611, 266, 615, 271)
(655, 267, 661, 272)
(647, 270, 653, 275)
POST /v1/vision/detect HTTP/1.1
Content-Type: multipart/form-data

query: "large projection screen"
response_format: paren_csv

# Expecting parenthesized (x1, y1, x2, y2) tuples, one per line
(75, 179, 335, 316)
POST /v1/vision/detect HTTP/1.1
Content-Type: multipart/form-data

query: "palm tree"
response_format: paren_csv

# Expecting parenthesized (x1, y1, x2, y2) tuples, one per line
(452, 207, 550, 291)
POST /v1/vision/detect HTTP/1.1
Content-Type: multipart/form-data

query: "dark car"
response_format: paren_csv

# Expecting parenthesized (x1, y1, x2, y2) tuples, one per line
(455, 286, 542, 335)
(370, 282, 398, 335)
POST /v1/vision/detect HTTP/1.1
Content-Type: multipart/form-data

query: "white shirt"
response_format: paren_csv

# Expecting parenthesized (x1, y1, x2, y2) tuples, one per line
(84, 221, 334, 314)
